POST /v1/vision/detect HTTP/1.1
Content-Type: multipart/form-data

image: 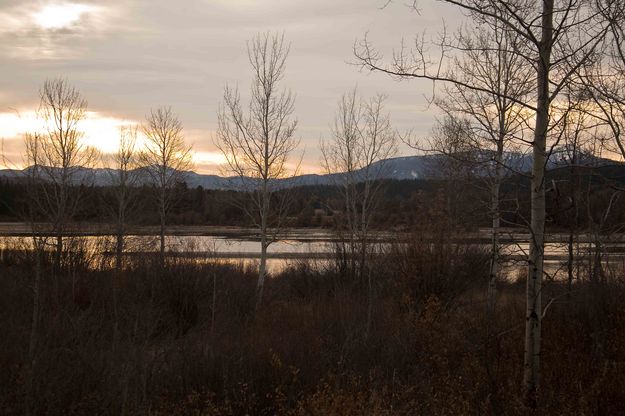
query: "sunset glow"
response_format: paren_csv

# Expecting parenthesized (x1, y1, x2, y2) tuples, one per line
(0, 110, 225, 171)
(193, 151, 228, 168)
(0, 110, 135, 151)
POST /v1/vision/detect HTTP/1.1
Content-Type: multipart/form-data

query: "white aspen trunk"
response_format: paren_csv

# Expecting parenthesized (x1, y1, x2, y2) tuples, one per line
(257, 236, 268, 310)
(365, 266, 373, 339)
(523, 1, 553, 406)
(347, 179, 358, 281)
(159, 188, 166, 264)
(55, 170, 68, 272)
(488, 131, 504, 315)
(211, 272, 217, 335)
(567, 152, 580, 293)
(488, 174, 501, 315)
(567, 230, 574, 292)
(55, 232, 63, 270)
(256, 180, 269, 310)
(113, 210, 123, 347)
(27, 244, 43, 416)
(116, 187, 126, 273)
(116, 229, 124, 273)
(362, 181, 373, 337)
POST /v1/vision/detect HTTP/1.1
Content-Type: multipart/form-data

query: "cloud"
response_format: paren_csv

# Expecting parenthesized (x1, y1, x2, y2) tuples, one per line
(0, 109, 140, 162)
(32, 3, 95, 30)
(0, 0, 463, 171)
(0, 1, 118, 60)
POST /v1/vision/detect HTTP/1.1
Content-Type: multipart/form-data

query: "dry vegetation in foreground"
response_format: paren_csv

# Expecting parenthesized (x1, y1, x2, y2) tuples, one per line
(0, 229, 624, 415)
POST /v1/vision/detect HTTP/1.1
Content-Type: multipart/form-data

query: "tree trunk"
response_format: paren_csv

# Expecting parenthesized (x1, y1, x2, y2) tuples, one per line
(211, 272, 217, 335)
(523, 1, 553, 407)
(488, 178, 500, 315)
(116, 230, 123, 273)
(159, 191, 166, 264)
(116, 198, 125, 273)
(26, 244, 43, 416)
(488, 138, 503, 316)
(113, 225, 122, 348)
(365, 266, 373, 339)
(256, 183, 269, 310)
(257, 233, 268, 310)
(568, 151, 582, 294)
(567, 231, 574, 293)
(55, 231, 63, 272)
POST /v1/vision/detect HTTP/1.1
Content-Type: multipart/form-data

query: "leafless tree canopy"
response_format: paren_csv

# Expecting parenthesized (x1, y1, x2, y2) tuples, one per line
(435, 22, 532, 159)
(321, 88, 397, 336)
(140, 106, 193, 257)
(28, 78, 97, 191)
(25, 78, 98, 263)
(215, 32, 300, 308)
(141, 107, 192, 189)
(579, 4, 625, 159)
(216, 32, 298, 185)
(354, 0, 625, 407)
(355, 0, 618, 111)
(322, 89, 397, 236)
(106, 125, 140, 271)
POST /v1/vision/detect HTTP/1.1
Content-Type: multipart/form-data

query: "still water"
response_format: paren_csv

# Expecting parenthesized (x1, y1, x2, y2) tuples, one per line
(2, 228, 625, 277)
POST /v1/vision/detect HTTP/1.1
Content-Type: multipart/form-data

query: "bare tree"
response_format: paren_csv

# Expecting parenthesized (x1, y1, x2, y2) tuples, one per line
(430, 22, 533, 314)
(354, 0, 619, 407)
(140, 107, 193, 261)
(21, 78, 96, 415)
(215, 32, 299, 309)
(29, 78, 97, 270)
(553, 93, 599, 292)
(426, 115, 478, 229)
(105, 125, 139, 272)
(576, 3, 625, 286)
(22, 132, 47, 416)
(321, 88, 397, 336)
(580, 4, 625, 160)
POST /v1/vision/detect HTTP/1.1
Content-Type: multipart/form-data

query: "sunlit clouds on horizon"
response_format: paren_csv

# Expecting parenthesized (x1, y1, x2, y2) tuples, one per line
(0, 109, 137, 152)
(0, 110, 233, 174)
(0, 107, 322, 174)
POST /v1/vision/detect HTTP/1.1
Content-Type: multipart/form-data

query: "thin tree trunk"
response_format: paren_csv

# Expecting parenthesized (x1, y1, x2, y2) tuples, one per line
(160, 219, 165, 260)
(488, 143, 502, 315)
(257, 236, 268, 310)
(55, 179, 67, 272)
(568, 153, 581, 294)
(159, 190, 166, 265)
(55, 231, 63, 272)
(116, 209, 124, 273)
(113, 223, 122, 349)
(567, 231, 574, 293)
(488, 181, 500, 315)
(365, 266, 373, 339)
(523, 1, 553, 406)
(361, 191, 373, 337)
(256, 184, 269, 310)
(211, 272, 217, 335)
(26, 244, 43, 416)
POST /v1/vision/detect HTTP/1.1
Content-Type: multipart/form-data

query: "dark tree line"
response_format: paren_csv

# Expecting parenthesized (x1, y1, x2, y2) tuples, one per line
(2, 164, 625, 231)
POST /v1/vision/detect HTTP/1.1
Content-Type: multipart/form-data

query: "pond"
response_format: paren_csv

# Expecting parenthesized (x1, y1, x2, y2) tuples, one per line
(1, 224, 624, 278)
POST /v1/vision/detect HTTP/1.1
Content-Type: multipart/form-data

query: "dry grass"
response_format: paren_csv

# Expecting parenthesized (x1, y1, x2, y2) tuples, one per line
(0, 234, 624, 415)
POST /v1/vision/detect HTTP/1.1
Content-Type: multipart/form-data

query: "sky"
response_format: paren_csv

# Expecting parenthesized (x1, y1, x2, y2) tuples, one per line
(0, 0, 462, 174)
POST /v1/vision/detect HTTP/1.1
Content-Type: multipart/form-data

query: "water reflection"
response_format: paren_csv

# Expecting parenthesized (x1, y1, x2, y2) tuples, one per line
(2, 232, 625, 278)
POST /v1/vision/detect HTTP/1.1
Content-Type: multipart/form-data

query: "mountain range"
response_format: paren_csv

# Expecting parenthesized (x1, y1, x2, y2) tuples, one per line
(0, 151, 618, 191)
